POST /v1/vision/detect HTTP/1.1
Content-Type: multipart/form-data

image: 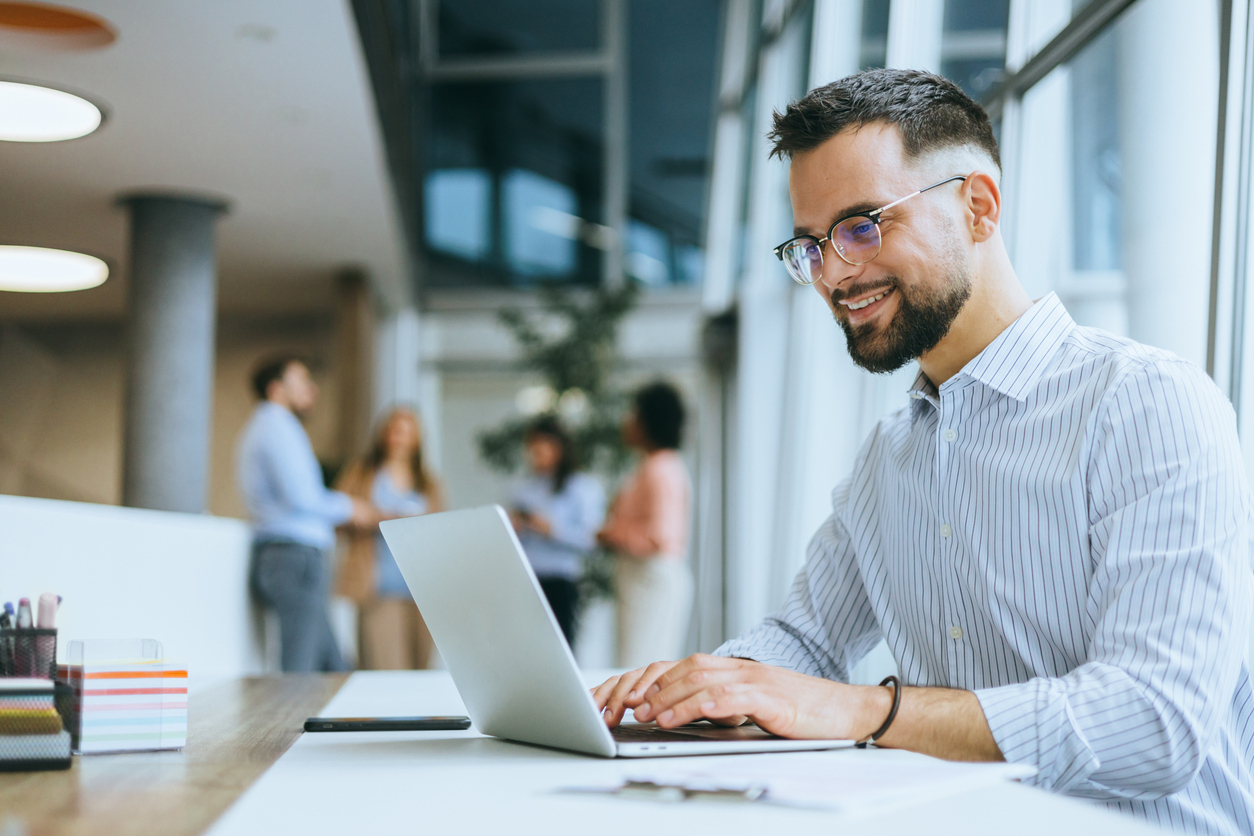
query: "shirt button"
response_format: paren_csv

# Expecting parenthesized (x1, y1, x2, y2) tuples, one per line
(940, 524, 952, 538)
(942, 429, 957, 442)
(949, 625, 963, 640)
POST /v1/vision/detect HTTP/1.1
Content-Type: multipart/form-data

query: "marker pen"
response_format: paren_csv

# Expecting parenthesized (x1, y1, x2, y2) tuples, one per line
(36, 593, 58, 628)
(0, 604, 10, 676)
(14, 598, 33, 675)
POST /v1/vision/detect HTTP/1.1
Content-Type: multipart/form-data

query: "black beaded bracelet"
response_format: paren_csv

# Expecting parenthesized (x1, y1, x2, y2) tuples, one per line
(855, 675, 902, 749)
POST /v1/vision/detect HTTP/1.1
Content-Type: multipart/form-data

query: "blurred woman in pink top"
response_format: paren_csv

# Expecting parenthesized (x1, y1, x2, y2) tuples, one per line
(598, 381, 692, 668)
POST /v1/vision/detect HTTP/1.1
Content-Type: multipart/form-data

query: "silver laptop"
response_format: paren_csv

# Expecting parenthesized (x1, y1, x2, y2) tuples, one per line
(380, 505, 853, 758)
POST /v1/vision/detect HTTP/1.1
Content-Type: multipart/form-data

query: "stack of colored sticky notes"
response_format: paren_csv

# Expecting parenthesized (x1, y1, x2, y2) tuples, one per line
(0, 678, 71, 768)
(59, 660, 188, 753)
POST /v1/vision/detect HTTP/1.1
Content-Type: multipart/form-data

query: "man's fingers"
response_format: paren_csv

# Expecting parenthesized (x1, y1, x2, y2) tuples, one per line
(635, 664, 743, 722)
(649, 654, 739, 695)
(603, 661, 678, 726)
(591, 675, 621, 710)
(603, 669, 647, 726)
(655, 683, 758, 728)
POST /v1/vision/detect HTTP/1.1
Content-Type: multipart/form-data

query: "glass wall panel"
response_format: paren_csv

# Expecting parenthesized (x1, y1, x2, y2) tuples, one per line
(1010, 0, 1218, 368)
(940, 0, 1009, 97)
(425, 169, 491, 260)
(859, 0, 891, 70)
(628, 0, 721, 288)
(438, 0, 601, 57)
(424, 79, 604, 287)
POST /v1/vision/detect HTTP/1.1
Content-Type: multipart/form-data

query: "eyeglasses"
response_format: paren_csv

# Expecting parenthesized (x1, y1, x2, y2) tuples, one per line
(773, 175, 967, 285)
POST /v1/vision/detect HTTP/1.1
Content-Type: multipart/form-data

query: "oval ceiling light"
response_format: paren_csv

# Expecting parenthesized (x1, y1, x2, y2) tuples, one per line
(0, 79, 102, 141)
(0, 245, 107, 292)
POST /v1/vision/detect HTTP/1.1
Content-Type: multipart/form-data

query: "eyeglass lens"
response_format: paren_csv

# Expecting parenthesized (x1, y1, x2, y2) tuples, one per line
(781, 217, 881, 284)
(833, 217, 881, 264)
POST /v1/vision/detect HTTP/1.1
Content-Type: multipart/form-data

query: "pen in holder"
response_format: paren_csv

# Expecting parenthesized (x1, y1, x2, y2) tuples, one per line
(0, 627, 58, 680)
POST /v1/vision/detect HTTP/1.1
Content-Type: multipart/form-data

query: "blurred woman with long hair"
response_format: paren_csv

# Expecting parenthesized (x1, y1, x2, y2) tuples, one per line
(336, 406, 445, 669)
(509, 416, 606, 646)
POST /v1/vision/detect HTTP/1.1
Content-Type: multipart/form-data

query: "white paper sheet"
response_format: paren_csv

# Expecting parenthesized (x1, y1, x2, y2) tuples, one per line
(574, 748, 1037, 813)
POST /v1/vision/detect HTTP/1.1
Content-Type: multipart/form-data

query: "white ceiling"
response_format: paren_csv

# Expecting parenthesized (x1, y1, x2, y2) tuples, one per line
(0, 0, 408, 321)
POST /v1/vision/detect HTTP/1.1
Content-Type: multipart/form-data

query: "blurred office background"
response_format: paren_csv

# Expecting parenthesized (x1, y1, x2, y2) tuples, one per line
(0, 0, 1247, 671)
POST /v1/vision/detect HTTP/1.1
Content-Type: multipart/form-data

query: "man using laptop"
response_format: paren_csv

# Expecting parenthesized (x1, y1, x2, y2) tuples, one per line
(592, 69, 1254, 834)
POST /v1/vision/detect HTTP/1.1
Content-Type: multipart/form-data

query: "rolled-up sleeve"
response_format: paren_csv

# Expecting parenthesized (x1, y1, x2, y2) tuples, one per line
(975, 361, 1253, 799)
(716, 481, 885, 682)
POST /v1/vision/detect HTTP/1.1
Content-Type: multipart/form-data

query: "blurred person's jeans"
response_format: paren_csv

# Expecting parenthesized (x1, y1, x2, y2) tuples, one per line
(250, 539, 348, 673)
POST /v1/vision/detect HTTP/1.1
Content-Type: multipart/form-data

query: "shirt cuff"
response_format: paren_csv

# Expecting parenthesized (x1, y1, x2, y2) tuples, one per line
(713, 627, 814, 671)
(974, 678, 1100, 793)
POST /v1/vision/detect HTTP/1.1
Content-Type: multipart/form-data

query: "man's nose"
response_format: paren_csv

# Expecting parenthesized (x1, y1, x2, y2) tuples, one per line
(816, 247, 863, 296)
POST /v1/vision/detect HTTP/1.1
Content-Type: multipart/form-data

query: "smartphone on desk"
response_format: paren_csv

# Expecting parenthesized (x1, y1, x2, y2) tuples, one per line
(304, 716, 471, 733)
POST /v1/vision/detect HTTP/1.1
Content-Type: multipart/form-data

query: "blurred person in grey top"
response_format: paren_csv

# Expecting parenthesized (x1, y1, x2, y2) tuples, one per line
(509, 416, 605, 645)
(237, 356, 375, 672)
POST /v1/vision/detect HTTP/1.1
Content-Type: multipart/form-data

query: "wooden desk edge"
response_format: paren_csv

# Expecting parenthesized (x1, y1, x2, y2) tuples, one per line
(0, 673, 349, 836)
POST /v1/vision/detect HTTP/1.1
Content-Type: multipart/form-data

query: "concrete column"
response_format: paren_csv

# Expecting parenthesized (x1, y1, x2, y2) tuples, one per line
(121, 194, 226, 513)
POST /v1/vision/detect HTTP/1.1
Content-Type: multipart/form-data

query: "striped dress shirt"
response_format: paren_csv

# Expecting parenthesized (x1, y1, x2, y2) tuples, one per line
(717, 293, 1254, 834)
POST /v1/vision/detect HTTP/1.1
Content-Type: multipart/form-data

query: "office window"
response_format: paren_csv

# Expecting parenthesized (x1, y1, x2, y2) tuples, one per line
(503, 169, 581, 278)
(628, 0, 719, 289)
(424, 78, 604, 286)
(940, 0, 1009, 98)
(424, 169, 491, 260)
(626, 219, 671, 285)
(1010, 0, 1218, 368)
(438, 0, 601, 57)
(418, 0, 720, 291)
(859, 0, 891, 70)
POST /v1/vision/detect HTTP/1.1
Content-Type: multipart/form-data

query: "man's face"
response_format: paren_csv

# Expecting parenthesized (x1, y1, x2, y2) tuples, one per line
(788, 123, 972, 373)
(279, 362, 318, 417)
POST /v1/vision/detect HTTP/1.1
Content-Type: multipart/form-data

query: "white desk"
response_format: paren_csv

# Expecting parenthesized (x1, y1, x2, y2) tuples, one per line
(206, 671, 1164, 835)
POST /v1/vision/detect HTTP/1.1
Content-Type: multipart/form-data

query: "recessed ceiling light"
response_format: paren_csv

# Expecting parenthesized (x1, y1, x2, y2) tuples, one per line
(0, 245, 108, 292)
(0, 80, 102, 142)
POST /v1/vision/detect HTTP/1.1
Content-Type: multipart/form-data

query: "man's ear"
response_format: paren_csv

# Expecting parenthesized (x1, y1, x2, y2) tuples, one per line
(964, 171, 1000, 243)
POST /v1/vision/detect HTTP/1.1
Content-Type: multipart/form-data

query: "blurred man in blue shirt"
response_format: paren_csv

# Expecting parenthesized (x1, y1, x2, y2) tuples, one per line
(237, 356, 375, 671)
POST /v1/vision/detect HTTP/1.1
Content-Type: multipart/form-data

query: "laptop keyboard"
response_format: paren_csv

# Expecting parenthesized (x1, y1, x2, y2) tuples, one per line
(611, 725, 719, 743)
(611, 723, 778, 743)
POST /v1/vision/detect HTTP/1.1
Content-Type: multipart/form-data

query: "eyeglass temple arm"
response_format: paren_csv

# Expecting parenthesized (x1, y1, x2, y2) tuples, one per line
(870, 175, 968, 218)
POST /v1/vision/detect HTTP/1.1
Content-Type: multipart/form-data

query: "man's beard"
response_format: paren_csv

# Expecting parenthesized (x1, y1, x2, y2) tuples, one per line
(834, 261, 972, 375)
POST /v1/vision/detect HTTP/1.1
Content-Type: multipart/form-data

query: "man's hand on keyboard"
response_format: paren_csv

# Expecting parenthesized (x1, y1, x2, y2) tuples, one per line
(591, 661, 685, 729)
(593, 654, 890, 741)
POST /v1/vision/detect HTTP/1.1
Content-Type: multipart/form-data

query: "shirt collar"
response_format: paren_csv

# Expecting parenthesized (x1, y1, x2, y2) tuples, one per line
(907, 292, 1075, 414)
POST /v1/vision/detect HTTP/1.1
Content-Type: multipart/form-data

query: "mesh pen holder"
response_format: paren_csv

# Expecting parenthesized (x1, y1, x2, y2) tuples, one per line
(0, 628, 72, 771)
(1, 628, 57, 680)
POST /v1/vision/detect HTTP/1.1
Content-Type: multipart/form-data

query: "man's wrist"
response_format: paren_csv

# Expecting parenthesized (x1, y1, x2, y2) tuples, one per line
(847, 681, 895, 741)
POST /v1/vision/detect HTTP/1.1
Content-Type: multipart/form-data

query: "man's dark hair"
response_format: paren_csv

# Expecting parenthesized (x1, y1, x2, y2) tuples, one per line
(251, 355, 305, 401)
(634, 381, 685, 451)
(768, 68, 1000, 170)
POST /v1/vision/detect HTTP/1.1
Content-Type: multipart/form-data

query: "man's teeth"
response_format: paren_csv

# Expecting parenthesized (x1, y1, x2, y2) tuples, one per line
(844, 290, 889, 311)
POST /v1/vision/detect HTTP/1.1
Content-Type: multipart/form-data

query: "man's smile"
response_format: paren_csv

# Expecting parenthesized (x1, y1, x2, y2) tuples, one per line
(836, 285, 895, 326)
